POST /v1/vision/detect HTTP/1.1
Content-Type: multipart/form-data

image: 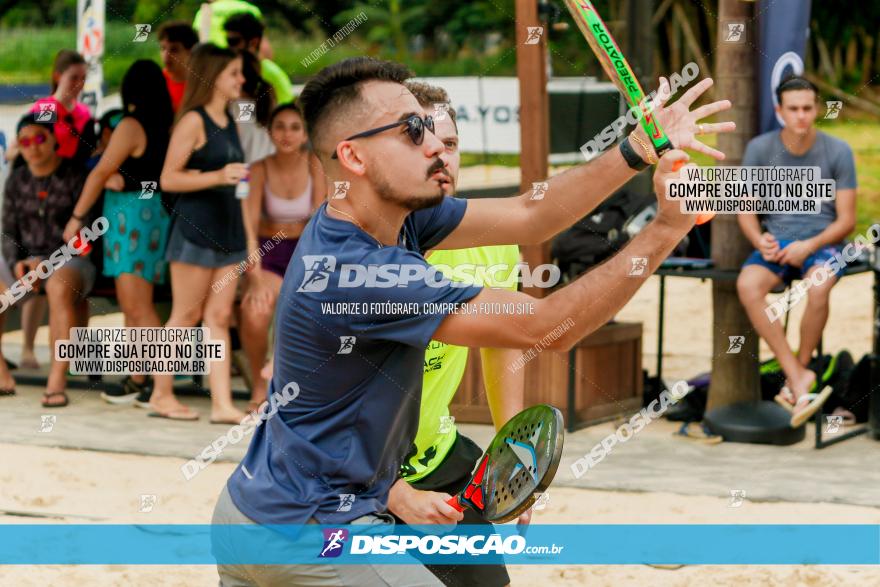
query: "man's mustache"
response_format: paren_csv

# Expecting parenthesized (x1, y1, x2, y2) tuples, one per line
(426, 158, 449, 179)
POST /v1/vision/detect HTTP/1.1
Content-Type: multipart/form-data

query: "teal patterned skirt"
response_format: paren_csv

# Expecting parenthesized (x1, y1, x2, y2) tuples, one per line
(101, 190, 171, 284)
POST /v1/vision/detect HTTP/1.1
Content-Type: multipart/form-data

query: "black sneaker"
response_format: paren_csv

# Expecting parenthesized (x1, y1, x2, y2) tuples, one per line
(133, 376, 154, 409)
(134, 388, 153, 409)
(101, 376, 140, 405)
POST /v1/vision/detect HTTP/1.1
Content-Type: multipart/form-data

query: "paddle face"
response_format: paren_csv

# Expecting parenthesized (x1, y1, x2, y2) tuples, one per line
(451, 405, 564, 523)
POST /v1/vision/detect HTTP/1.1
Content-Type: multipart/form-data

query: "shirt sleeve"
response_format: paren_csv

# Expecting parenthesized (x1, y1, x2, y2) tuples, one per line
(345, 247, 482, 349)
(832, 140, 857, 190)
(741, 136, 760, 167)
(408, 196, 469, 253)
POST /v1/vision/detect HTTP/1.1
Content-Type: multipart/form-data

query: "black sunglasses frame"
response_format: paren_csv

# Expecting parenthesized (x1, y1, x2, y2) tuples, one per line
(331, 114, 434, 159)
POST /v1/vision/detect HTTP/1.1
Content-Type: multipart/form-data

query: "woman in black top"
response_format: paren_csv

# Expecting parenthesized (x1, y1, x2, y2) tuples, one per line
(154, 43, 255, 423)
(64, 60, 174, 405)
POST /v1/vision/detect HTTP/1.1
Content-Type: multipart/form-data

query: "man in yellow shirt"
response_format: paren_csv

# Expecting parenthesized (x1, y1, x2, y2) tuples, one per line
(387, 82, 526, 587)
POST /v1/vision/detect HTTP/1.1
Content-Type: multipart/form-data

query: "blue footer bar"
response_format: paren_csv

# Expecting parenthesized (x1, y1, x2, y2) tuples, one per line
(0, 525, 877, 565)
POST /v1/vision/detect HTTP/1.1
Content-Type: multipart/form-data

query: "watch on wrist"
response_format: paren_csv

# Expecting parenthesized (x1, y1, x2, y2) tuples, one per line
(619, 137, 649, 171)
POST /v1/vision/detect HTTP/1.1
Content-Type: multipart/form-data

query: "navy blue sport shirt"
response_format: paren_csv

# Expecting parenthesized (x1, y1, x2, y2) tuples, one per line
(226, 197, 483, 525)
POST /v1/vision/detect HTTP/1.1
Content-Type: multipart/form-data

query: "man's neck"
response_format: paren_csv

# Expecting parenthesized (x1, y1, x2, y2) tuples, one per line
(29, 156, 61, 178)
(327, 191, 406, 247)
(167, 68, 186, 84)
(779, 126, 817, 156)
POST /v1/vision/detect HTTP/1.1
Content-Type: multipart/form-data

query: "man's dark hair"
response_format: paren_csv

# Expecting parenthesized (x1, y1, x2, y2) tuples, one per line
(405, 81, 457, 130)
(157, 20, 198, 49)
(776, 75, 818, 105)
(224, 12, 265, 42)
(298, 57, 413, 154)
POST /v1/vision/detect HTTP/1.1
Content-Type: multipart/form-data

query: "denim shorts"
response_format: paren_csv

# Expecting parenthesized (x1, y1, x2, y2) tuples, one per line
(742, 239, 842, 284)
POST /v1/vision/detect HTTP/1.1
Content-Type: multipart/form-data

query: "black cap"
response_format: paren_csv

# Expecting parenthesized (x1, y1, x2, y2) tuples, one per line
(16, 113, 55, 137)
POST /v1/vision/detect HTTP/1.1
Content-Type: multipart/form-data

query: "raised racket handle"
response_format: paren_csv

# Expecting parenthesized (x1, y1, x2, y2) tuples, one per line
(446, 495, 465, 512)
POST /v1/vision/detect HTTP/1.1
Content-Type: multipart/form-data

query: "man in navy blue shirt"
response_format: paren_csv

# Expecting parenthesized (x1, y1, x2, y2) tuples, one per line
(214, 57, 734, 586)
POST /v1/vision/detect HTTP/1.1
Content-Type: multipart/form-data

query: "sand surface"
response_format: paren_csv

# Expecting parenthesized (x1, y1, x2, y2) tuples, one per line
(0, 443, 877, 586)
(0, 253, 876, 586)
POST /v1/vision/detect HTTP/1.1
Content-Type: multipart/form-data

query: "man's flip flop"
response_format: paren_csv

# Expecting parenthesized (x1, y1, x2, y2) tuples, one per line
(148, 408, 199, 421)
(790, 385, 834, 428)
(41, 390, 69, 408)
(0, 387, 15, 397)
(774, 387, 795, 413)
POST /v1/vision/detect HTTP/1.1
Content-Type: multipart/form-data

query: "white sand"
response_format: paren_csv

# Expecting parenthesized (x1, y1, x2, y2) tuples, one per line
(0, 444, 877, 586)
(615, 272, 875, 382)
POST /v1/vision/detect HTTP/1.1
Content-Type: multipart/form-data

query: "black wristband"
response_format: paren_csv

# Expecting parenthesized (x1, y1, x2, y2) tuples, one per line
(619, 137, 649, 171)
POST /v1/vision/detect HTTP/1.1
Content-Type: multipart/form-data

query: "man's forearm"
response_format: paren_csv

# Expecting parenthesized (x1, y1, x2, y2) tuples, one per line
(737, 213, 763, 248)
(540, 217, 688, 350)
(806, 219, 855, 250)
(522, 141, 638, 244)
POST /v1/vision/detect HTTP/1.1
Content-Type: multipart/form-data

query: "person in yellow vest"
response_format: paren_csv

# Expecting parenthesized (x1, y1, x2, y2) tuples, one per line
(386, 81, 525, 587)
(192, 0, 261, 46)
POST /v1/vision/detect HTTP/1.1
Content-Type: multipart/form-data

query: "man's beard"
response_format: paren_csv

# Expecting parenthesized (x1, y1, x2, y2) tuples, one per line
(370, 163, 445, 212)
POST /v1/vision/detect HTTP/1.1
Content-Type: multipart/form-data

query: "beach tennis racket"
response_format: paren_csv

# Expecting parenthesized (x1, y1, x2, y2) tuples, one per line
(563, 0, 715, 225)
(447, 404, 564, 523)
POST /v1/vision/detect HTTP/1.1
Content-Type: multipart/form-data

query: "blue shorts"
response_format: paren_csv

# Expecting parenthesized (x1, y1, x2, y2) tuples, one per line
(742, 239, 842, 284)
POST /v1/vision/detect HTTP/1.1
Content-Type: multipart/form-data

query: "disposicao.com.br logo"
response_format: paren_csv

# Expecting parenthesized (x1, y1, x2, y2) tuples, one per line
(327, 533, 540, 556)
(297, 255, 559, 292)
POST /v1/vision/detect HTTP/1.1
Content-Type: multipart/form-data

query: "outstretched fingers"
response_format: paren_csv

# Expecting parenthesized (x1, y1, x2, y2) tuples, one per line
(696, 121, 737, 135)
(691, 99, 733, 120)
(682, 137, 727, 161)
(677, 77, 715, 109)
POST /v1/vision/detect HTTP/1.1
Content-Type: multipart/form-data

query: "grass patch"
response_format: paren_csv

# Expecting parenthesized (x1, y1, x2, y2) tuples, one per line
(0, 23, 518, 88)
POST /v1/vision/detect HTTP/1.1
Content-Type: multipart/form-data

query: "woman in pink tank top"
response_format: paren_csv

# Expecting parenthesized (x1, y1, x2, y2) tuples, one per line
(240, 103, 325, 410)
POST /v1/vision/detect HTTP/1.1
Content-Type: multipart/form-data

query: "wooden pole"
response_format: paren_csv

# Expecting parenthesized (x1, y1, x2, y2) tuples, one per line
(707, 0, 760, 410)
(515, 0, 550, 298)
(625, 0, 654, 198)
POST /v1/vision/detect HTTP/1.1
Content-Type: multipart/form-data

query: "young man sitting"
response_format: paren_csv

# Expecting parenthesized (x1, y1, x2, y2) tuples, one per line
(736, 76, 857, 426)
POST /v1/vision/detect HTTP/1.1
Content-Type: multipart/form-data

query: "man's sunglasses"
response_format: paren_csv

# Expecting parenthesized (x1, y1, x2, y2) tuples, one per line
(18, 134, 48, 147)
(331, 114, 434, 159)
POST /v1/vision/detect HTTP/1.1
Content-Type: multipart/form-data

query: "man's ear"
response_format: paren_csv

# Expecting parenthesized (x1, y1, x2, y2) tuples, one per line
(336, 142, 368, 177)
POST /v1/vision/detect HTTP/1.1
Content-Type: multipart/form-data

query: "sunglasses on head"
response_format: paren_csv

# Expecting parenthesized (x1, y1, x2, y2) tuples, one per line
(18, 133, 48, 147)
(331, 114, 434, 160)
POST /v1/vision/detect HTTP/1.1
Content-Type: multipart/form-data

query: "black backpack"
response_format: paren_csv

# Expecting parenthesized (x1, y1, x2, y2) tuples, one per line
(551, 189, 647, 280)
(831, 353, 872, 423)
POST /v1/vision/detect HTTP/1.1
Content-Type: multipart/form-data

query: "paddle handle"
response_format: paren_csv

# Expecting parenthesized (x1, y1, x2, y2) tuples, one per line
(446, 495, 465, 512)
